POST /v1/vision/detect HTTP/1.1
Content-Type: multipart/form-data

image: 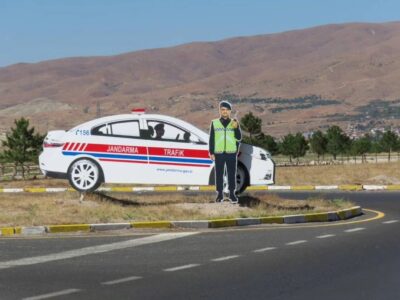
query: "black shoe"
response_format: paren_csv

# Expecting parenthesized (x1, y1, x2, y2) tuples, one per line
(215, 194, 224, 203)
(229, 193, 238, 204)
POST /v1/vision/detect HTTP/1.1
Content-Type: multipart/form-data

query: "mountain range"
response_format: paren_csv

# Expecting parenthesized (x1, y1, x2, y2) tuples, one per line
(1, 21, 400, 136)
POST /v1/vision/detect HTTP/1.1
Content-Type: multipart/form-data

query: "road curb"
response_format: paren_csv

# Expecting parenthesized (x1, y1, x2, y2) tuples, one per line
(47, 224, 91, 233)
(0, 206, 363, 236)
(131, 221, 172, 228)
(1, 185, 400, 193)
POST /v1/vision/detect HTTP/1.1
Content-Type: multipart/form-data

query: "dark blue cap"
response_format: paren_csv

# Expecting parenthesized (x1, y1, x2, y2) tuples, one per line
(219, 101, 232, 110)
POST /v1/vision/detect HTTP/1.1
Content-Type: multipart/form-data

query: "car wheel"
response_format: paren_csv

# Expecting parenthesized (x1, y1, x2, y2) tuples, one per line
(68, 158, 102, 192)
(236, 163, 249, 194)
(223, 163, 249, 194)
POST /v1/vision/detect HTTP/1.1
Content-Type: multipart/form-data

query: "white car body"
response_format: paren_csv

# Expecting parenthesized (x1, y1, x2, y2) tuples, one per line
(39, 111, 275, 192)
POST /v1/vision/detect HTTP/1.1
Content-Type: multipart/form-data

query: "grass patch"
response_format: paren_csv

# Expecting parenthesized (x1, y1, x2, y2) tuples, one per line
(0, 191, 355, 227)
(276, 161, 400, 185)
(0, 161, 399, 188)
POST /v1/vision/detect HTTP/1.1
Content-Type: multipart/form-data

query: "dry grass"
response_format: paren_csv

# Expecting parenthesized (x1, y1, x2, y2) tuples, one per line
(276, 161, 400, 185)
(0, 191, 354, 227)
(1, 161, 399, 188)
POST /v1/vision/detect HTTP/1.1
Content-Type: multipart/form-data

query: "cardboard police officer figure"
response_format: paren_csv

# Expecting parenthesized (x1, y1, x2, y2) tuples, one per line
(209, 101, 242, 203)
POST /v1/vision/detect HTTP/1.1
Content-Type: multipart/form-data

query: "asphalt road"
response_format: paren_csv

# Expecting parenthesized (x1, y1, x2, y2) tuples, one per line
(0, 191, 399, 300)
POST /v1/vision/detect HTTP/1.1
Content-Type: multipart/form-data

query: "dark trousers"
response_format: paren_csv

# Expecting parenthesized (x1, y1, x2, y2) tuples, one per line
(215, 153, 237, 195)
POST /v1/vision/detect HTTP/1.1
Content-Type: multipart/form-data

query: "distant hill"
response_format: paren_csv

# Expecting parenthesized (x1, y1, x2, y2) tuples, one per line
(1, 22, 400, 136)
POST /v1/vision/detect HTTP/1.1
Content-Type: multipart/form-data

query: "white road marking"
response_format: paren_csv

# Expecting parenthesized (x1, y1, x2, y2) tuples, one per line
(344, 228, 365, 233)
(23, 289, 81, 300)
(383, 220, 399, 224)
(253, 247, 277, 253)
(164, 264, 200, 272)
(286, 240, 307, 246)
(101, 276, 142, 285)
(316, 234, 336, 239)
(0, 232, 197, 270)
(211, 255, 240, 262)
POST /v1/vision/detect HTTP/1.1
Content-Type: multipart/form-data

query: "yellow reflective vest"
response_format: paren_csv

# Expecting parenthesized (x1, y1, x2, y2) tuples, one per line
(212, 119, 238, 153)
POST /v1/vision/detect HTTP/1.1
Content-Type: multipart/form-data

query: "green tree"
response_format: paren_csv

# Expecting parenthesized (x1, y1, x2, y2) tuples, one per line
(279, 133, 308, 163)
(241, 133, 277, 154)
(256, 133, 279, 155)
(1, 118, 44, 178)
(279, 133, 295, 162)
(350, 135, 372, 163)
(291, 133, 309, 162)
(368, 134, 384, 163)
(309, 130, 327, 162)
(370, 140, 383, 153)
(240, 112, 262, 140)
(326, 126, 350, 160)
(380, 130, 398, 161)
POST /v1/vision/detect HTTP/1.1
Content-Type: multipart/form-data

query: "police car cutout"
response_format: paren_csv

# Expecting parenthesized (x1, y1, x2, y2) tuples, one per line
(39, 109, 275, 193)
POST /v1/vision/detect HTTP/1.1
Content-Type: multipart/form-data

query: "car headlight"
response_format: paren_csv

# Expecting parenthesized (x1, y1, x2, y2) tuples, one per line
(253, 150, 271, 161)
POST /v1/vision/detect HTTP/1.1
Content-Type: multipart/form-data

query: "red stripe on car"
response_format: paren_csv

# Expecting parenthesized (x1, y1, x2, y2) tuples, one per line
(148, 147, 209, 158)
(73, 143, 81, 151)
(85, 144, 148, 155)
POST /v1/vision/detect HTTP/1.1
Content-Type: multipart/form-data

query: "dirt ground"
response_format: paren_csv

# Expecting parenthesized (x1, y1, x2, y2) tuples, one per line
(0, 191, 353, 227)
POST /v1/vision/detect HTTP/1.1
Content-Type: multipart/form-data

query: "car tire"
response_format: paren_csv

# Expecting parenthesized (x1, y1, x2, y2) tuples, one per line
(236, 163, 249, 194)
(68, 158, 103, 192)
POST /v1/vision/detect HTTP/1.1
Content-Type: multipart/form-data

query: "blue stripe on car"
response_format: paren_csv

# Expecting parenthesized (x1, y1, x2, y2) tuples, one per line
(63, 151, 148, 161)
(149, 156, 212, 164)
(62, 151, 213, 165)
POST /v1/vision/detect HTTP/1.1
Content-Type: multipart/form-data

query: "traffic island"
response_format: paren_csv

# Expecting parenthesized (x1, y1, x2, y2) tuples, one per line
(0, 206, 363, 236)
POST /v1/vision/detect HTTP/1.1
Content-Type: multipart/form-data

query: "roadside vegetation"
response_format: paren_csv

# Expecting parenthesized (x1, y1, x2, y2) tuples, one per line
(276, 161, 400, 185)
(0, 192, 354, 227)
(240, 111, 400, 164)
(0, 116, 399, 186)
(0, 118, 44, 179)
(1, 159, 399, 188)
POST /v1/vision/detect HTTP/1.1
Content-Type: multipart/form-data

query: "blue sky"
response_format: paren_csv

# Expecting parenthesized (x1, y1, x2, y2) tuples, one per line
(1, 0, 399, 67)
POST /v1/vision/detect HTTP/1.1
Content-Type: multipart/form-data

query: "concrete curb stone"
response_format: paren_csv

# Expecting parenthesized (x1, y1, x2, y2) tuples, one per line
(20, 226, 46, 235)
(236, 218, 261, 226)
(171, 220, 210, 229)
(1, 184, 400, 193)
(90, 223, 131, 232)
(284, 215, 307, 224)
(0, 206, 363, 236)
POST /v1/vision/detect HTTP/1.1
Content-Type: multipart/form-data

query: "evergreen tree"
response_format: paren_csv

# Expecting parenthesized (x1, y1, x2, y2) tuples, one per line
(279, 133, 308, 163)
(256, 133, 279, 155)
(279, 133, 295, 162)
(240, 112, 262, 140)
(380, 130, 398, 161)
(309, 130, 327, 162)
(350, 135, 372, 163)
(1, 118, 44, 178)
(326, 125, 349, 160)
(291, 133, 309, 162)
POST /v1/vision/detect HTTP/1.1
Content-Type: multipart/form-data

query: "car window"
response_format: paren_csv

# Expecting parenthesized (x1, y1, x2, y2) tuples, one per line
(91, 121, 140, 138)
(146, 120, 202, 143)
(91, 124, 110, 135)
(110, 121, 140, 138)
